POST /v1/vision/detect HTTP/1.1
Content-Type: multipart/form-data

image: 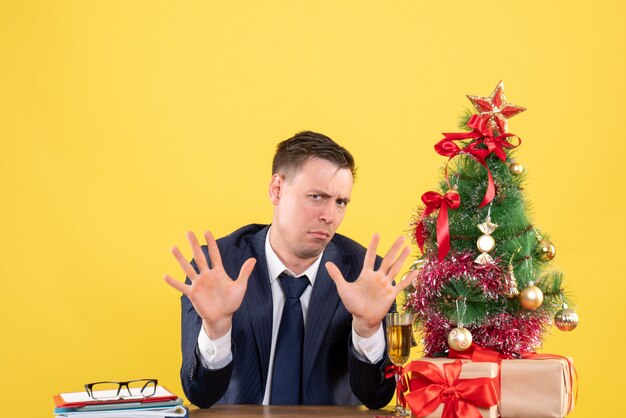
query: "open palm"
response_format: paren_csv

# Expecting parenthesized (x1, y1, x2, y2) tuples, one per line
(164, 231, 256, 338)
(326, 234, 417, 337)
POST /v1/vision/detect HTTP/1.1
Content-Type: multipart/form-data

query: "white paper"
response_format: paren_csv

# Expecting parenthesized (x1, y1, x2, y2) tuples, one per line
(60, 386, 174, 403)
(56, 405, 186, 417)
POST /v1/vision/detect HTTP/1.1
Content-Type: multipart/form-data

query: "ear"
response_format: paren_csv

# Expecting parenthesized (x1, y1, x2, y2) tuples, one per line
(269, 174, 283, 205)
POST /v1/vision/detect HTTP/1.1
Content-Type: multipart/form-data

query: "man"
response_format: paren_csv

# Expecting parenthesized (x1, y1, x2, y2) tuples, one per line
(164, 131, 417, 408)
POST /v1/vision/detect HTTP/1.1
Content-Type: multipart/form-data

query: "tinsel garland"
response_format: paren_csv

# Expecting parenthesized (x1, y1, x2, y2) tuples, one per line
(404, 251, 550, 358)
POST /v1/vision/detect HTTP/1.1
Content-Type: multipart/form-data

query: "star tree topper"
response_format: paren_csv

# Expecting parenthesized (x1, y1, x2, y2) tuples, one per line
(467, 81, 526, 135)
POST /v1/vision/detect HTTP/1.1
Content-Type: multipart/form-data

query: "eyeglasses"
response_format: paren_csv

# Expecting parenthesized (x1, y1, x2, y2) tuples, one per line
(84, 379, 158, 401)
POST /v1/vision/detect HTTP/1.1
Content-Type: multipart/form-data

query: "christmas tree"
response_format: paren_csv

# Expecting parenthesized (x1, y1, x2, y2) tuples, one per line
(404, 81, 578, 358)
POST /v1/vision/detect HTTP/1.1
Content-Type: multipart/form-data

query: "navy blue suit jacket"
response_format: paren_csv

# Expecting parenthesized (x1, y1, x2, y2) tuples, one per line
(179, 224, 395, 408)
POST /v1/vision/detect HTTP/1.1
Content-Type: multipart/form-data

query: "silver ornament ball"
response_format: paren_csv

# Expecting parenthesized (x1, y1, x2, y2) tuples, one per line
(555, 305, 579, 331)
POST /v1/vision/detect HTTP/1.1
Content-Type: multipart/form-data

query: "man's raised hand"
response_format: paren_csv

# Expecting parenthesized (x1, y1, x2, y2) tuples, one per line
(325, 234, 417, 338)
(164, 231, 256, 339)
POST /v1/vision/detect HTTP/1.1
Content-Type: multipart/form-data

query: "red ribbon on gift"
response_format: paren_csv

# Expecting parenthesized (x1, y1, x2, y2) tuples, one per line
(385, 364, 408, 409)
(434, 114, 521, 208)
(414, 190, 461, 261)
(402, 360, 498, 418)
(449, 343, 508, 364)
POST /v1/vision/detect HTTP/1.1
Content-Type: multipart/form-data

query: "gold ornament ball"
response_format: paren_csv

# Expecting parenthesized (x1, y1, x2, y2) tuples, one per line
(555, 307, 579, 331)
(447, 327, 473, 351)
(537, 239, 556, 261)
(476, 234, 496, 253)
(519, 284, 544, 310)
(510, 162, 524, 176)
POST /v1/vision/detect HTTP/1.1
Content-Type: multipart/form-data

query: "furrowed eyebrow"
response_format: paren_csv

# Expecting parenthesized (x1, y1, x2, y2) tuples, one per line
(311, 191, 332, 198)
(309, 190, 350, 203)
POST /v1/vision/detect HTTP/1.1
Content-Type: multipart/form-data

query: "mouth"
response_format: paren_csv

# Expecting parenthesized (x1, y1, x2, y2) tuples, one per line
(308, 230, 331, 240)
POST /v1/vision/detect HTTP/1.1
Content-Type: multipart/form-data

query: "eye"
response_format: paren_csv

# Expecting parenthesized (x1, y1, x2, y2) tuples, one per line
(336, 199, 348, 207)
(309, 194, 322, 200)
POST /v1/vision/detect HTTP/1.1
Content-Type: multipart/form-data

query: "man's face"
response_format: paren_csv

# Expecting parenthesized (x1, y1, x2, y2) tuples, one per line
(269, 158, 353, 265)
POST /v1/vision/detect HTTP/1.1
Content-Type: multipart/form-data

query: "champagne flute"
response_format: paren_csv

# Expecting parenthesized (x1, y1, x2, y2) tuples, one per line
(386, 312, 413, 417)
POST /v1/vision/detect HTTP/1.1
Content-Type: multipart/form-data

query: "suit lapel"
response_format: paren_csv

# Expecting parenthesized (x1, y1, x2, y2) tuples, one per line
(242, 227, 273, 388)
(302, 240, 353, 387)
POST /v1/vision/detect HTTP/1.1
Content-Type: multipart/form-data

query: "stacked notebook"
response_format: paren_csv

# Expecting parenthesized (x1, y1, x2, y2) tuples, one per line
(53, 386, 187, 418)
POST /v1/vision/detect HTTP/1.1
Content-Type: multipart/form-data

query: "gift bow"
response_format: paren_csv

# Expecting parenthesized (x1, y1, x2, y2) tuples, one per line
(434, 114, 521, 208)
(414, 190, 461, 261)
(403, 360, 498, 418)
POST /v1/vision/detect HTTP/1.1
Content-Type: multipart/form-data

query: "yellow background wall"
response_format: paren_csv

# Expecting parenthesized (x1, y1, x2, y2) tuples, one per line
(1, 1, 624, 416)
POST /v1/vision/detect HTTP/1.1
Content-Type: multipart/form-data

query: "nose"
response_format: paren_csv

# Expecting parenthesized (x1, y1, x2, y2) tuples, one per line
(319, 201, 335, 224)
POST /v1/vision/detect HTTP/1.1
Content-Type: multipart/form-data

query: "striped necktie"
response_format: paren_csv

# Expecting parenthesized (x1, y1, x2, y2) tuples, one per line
(270, 272, 310, 405)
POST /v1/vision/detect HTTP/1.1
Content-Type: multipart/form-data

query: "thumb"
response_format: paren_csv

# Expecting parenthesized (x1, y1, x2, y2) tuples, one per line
(325, 261, 345, 289)
(237, 258, 257, 288)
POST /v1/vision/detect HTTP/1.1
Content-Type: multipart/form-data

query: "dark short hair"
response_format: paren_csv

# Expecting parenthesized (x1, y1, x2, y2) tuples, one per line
(272, 131, 357, 180)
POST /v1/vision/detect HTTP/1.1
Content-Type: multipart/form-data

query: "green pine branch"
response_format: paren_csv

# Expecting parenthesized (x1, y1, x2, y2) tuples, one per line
(437, 277, 500, 325)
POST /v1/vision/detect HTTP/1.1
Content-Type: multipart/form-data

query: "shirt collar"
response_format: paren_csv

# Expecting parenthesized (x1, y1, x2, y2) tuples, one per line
(265, 226, 322, 286)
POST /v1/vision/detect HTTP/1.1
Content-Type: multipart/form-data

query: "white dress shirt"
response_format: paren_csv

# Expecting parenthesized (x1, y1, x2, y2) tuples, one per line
(196, 228, 386, 405)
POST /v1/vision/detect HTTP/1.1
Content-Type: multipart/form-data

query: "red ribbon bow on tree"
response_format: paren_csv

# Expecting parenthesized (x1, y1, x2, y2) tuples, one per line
(403, 360, 499, 418)
(434, 114, 521, 208)
(414, 190, 460, 261)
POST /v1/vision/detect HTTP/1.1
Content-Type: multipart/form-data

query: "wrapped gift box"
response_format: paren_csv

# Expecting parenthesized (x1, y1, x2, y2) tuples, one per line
(405, 357, 499, 418)
(500, 357, 575, 418)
